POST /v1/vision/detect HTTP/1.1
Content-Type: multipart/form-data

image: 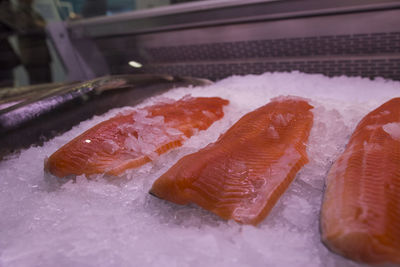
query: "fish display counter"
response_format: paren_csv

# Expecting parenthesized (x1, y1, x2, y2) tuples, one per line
(1, 0, 400, 267)
(1, 72, 400, 267)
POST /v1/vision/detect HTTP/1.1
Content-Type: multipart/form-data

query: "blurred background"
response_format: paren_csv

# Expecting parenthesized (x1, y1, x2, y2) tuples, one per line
(1, 0, 399, 155)
(1, 0, 399, 88)
(0, 0, 203, 87)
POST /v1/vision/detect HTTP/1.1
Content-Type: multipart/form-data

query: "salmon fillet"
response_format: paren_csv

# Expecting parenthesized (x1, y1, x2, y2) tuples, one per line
(45, 96, 229, 178)
(150, 96, 314, 225)
(321, 97, 400, 264)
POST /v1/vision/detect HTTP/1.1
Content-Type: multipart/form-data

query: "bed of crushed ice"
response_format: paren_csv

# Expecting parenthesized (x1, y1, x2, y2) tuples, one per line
(1, 72, 399, 267)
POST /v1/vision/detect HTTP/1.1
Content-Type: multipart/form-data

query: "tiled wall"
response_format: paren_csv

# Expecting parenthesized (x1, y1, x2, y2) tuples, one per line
(144, 33, 400, 62)
(95, 32, 400, 81)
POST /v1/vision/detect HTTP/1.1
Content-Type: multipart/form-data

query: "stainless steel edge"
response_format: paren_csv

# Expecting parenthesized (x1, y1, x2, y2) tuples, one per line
(67, 0, 400, 38)
(118, 9, 400, 47)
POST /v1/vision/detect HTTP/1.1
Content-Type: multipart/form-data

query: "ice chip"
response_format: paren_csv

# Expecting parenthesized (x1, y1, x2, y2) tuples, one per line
(382, 122, 400, 141)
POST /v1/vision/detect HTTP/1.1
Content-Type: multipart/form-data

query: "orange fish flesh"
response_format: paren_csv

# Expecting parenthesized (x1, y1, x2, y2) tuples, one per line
(45, 96, 229, 178)
(150, 96, 314, 225)
(321, 97, 400, 264)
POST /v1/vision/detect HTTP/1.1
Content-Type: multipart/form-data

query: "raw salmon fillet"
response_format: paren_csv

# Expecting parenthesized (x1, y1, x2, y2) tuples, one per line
(150, 96, 314, 225)
(321, 97, 400, 264)
(45, 95, 229, 177)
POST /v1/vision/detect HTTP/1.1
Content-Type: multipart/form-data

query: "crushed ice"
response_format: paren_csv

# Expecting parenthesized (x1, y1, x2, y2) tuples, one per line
(118, 109, 185, 160)
(1, 72, 399, 267)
